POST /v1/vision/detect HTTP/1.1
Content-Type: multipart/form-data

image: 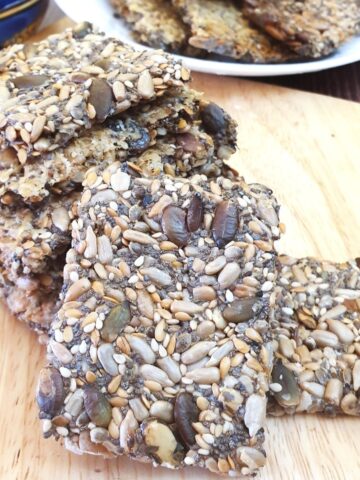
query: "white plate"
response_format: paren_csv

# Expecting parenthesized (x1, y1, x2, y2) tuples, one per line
(55, 0, 360, 77)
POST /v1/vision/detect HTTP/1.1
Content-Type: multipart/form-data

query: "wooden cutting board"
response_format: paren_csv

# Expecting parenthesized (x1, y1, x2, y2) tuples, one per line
(1, 19, 360, 480)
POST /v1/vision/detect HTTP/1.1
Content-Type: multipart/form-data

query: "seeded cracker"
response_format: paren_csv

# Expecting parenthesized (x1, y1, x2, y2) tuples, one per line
(0, 268, 62, 333)
(243, 0, 360, 58)
(0, 87, 237, 205)
(269, 256, 360, 416)
(0, 23, 189, 162)
(0, 192, 79, 284)
(111, 0, 189, 52)
(172, 0, 295, 62)
(0, 192, 79, 331)
(37, 164, 280, 476)
(0, 90, 237, 332)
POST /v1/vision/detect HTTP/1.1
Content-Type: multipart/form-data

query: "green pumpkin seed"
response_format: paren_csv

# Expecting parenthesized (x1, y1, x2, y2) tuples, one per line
(84, 385, 112, 427)
(272, 360, 301, 407)
(101, 301, 131, 342)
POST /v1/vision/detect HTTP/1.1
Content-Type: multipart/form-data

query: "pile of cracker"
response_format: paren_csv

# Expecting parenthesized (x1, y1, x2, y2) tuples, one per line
(1, 25, 360, 478)
(111, 0, 360, 62)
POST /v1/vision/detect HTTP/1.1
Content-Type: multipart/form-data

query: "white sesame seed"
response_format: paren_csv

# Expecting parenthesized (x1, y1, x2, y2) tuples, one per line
(198, 449, 209, 456)
(225, 290, 234, 302)
(151, 339, 159, 352)
(261, 281, 273, 292)
(59, 367, 71, 378)
(270, 383, 282, 393)
(113, 353, 126, 364)
(83, 322, 95, 333)
(203, 433, 215, 445)
(134, 256, 144, 267)
(69, 271, 79, 282)
(54, 329, 63, 343)
(182, 377, 193, 385)
(158, 345, 167, 357)
(56, 427, 69, 437)
(79, 340, 87, 354)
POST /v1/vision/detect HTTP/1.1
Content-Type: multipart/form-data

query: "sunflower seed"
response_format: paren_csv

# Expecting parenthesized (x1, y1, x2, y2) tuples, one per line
(149, 400, 174, 423)
(206, 341, 234, 367)
(218, 262, 241, 289)
(205, 256, 227, 275)
(244, 394, 266, 437)
(140, 267, 172, 287)
(129, 398, 149, 422)
(182, 342, 216, 365)
(119, 410, 138, 452)
(97, 343, 118, 375)
(126, 335, 156, 364)
(326, 319, 355, 344)
(309, 330, 339, 348)
(157, 357, 181, 383)
(140, 364, 173, 386)
(186, 367, 220, 384)
(137, 70, 154, 98)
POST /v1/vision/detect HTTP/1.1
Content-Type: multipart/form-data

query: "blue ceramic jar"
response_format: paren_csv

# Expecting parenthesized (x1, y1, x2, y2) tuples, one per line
(0, 0, 49, 46)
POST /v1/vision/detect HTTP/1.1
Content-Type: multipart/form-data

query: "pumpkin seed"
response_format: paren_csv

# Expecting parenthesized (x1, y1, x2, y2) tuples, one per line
(271, 360, 301, 407)
(12, 75, 49, 89)
(101, 302, 131, 342)
(223, 298, 257, 323)
(89, 78, 113, 122)
(36, 368, 65, 416)
(212, 201, 238, 248)
(174, 392, 199, 447)
(186, 193, 204, 232)
(161, 205, 189, 247)
(83, 385, 112, 428)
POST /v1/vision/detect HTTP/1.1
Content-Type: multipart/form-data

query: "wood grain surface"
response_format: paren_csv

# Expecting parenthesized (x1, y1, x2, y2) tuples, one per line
(1, 19, 360, 480)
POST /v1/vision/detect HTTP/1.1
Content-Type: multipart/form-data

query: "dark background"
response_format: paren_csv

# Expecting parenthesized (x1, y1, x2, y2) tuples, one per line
(262, 61, 360, 102)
